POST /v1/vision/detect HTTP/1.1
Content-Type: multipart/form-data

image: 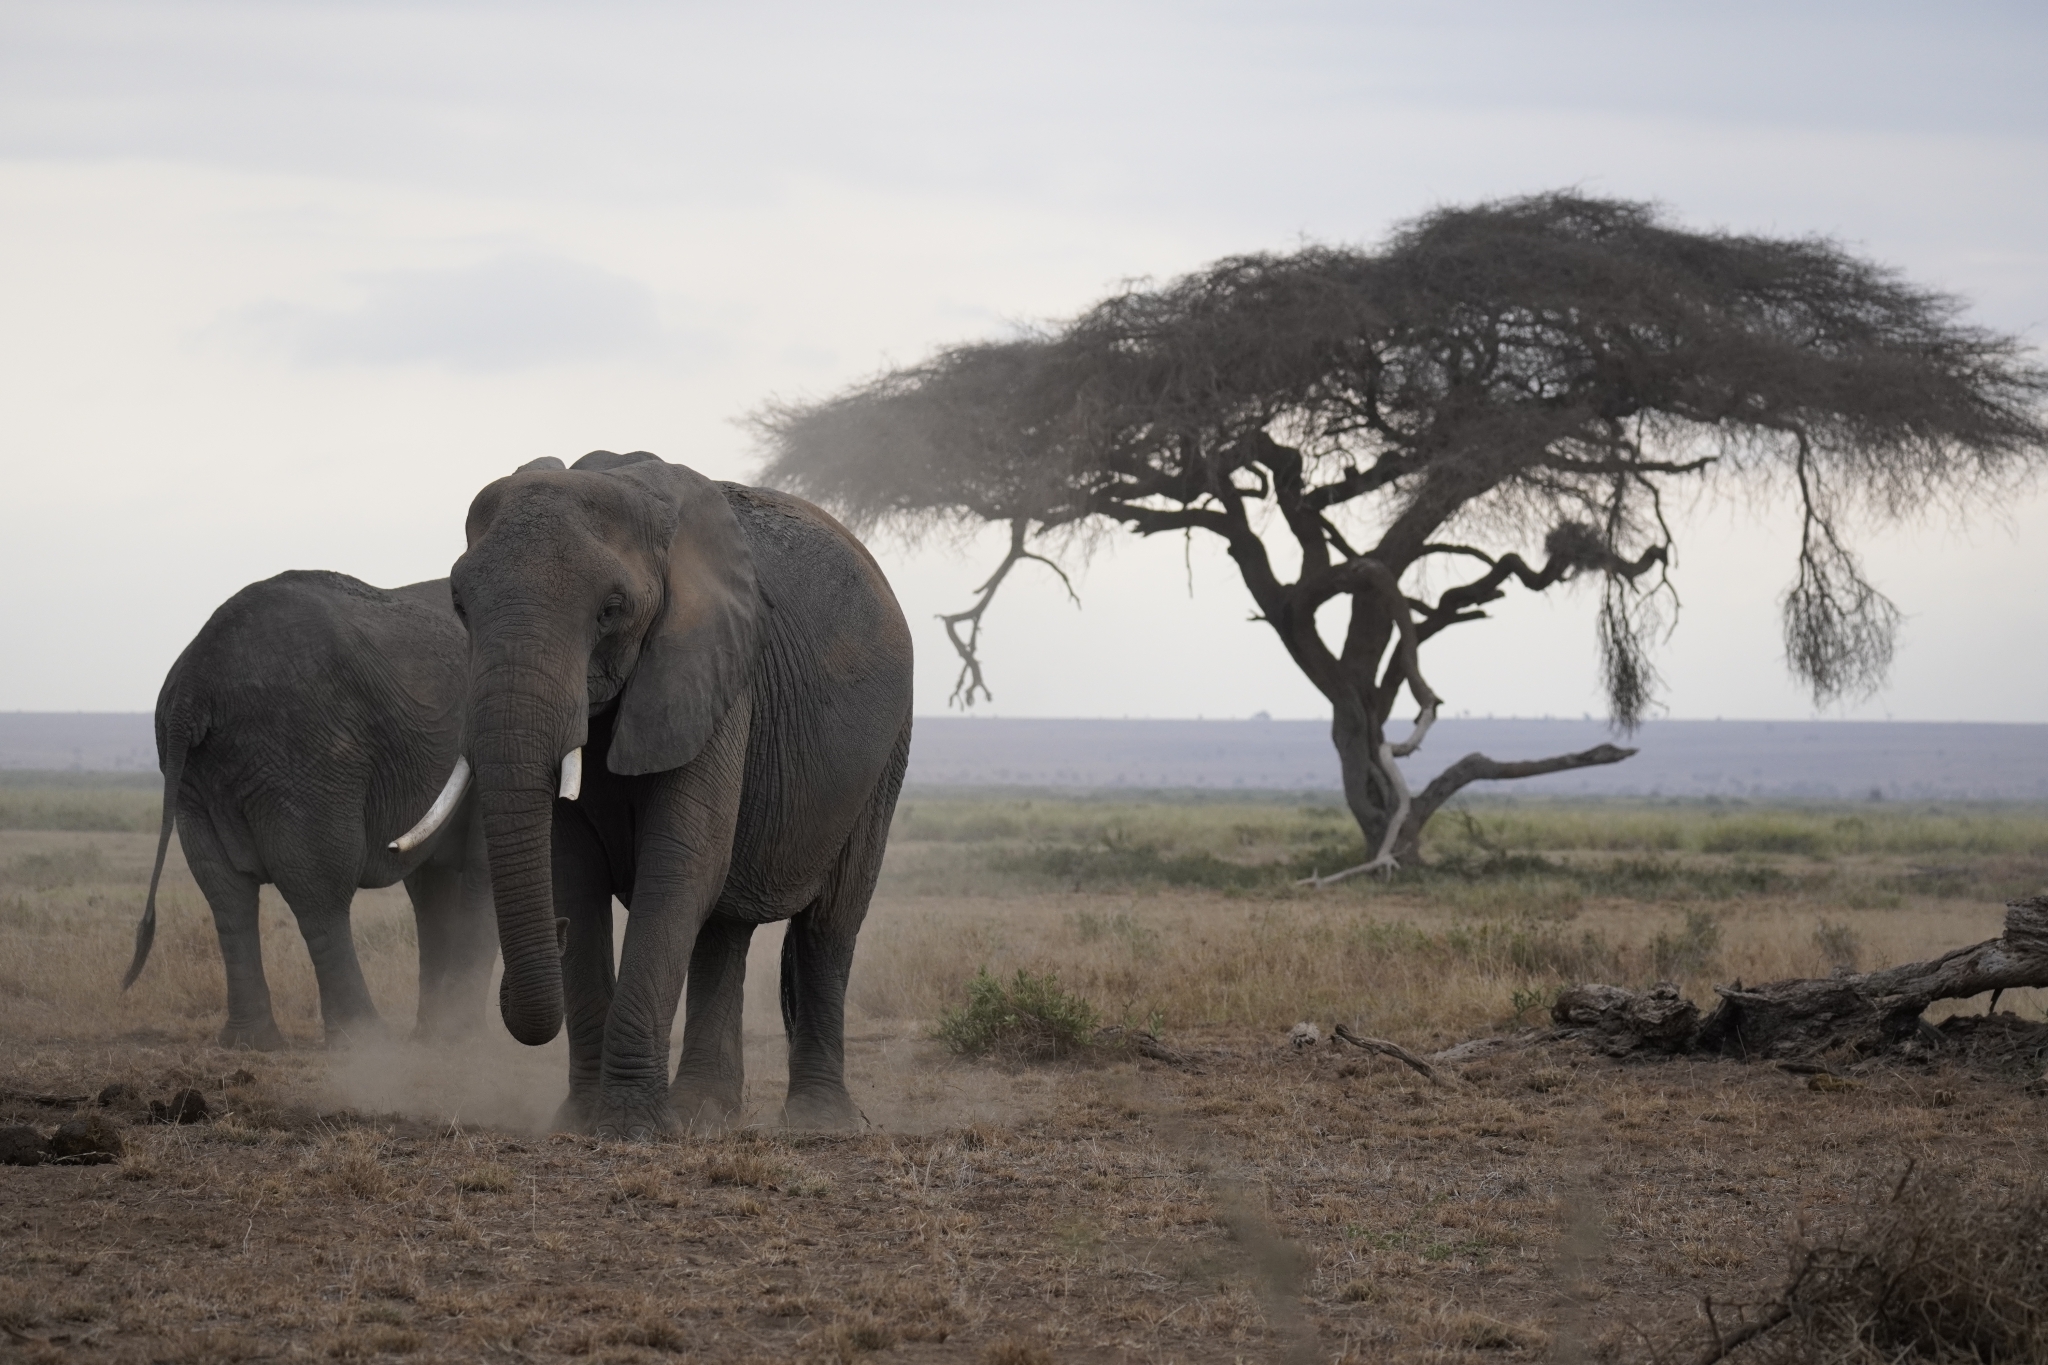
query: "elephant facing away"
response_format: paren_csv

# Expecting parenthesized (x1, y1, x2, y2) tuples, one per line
(448, 450, 913, 1138)
(126, 571, 498, 1048)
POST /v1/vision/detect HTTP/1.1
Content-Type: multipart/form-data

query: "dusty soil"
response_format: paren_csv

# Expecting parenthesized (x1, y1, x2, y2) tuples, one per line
(5, 1027, 2046, 1364)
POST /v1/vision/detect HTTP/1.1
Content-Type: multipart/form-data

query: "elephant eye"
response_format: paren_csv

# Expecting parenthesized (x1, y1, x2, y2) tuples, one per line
(598, 593, 627, 627)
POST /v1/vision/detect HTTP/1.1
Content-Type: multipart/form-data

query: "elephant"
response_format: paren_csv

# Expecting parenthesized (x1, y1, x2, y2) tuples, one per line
(124, 570, 498, 1048)
(445, 449, 912, 1138)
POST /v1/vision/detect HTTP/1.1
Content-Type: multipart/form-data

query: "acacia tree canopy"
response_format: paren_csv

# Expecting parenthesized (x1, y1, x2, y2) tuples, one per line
(755, 193, 2048, 876)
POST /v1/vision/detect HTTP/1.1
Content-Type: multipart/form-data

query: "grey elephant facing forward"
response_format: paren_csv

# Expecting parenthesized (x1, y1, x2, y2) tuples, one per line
(449, 450, 913, 1138)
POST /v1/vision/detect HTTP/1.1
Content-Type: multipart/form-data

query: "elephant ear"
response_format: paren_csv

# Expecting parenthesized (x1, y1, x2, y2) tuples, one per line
(606, 459, 759, 776)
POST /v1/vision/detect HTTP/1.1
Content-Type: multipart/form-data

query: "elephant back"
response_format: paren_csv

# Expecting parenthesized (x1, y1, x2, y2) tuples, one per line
(160, 570, 468, 876)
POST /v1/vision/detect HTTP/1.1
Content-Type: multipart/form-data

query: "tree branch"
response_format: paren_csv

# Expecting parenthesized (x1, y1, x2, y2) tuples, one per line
(1393, 744, 1636, 863)
(1244, 431, 1333, 578)
(938, 519, 1079, 706)
(1538, 455, 1718, 477)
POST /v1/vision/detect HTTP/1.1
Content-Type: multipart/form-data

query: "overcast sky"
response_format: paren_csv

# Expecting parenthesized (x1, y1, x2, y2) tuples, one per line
(2, 1, 2043, 720)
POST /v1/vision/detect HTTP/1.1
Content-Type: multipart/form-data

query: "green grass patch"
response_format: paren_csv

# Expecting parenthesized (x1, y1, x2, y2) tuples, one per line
(934, 967, 1100, 1061)
(885, 790, 2048, 906)
(0, 774, 162, 832)
(0, 845, 109, 891)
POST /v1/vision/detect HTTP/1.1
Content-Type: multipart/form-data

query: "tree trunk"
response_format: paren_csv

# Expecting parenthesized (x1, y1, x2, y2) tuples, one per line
(1549, 897, 2048, 1061)
(1330, 702, 1397, 856)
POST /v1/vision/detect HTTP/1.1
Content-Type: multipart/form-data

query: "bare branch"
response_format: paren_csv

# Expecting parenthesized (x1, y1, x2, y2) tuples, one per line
(1539, 455, 1718, 477)
(1390, 744, 1638, 864)
(1330, 1023, 1452, 1085)
(938, 519, 1079, 707)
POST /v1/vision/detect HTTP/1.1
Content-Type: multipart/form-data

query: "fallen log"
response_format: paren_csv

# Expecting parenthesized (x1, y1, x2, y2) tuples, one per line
(1552, 981, 1700, 1056)
(1552, 897, 2048, 1062)
(1699, 896, 2048, 1060)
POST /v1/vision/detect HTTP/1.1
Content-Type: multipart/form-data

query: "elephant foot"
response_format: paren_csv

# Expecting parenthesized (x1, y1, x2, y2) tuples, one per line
(670, 1085, 742, 1135)
(219, 1019, 289, 1052)
(781, 1085, 859, 1131)
(589, 1095, 681, 1144)
(550, 1091, 599, 1135)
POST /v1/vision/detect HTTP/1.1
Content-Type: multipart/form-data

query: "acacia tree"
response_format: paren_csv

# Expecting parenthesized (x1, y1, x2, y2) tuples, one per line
(755, 194, 2047, 879)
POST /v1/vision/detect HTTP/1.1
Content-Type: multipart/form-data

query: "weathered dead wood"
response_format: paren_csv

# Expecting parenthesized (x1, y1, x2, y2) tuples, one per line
(1333, 1023, 1453, 1085)
(1552, 898, 2048, 1062)
(1697, 896, 2048, 1059)
(1552, 981, 1701, 1056)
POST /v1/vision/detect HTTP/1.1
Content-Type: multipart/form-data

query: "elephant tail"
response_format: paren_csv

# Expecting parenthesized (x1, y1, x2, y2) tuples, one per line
(124, 709, 197, 991)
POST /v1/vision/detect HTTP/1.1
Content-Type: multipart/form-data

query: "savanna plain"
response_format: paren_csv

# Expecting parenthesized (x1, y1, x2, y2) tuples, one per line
(5, 775, 2048, 1364)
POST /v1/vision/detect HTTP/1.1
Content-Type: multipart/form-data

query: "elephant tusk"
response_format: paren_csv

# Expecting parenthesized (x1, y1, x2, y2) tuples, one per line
(558, 748, 583, 801)
(389, 756, 472, 852)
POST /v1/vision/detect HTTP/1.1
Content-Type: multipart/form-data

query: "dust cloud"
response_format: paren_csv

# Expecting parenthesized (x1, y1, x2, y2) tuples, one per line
(317, 908, 1021, 1136)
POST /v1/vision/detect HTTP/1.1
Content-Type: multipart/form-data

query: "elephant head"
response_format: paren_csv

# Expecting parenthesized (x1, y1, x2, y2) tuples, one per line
(447, 451, 758, 1044)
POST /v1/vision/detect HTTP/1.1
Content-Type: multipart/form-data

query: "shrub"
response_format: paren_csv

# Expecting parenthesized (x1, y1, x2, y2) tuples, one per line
(935, 968, 1098, 1060)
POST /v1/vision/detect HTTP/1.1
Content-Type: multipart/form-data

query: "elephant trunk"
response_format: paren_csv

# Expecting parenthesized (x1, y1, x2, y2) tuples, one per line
(469, 666, 582, 1047)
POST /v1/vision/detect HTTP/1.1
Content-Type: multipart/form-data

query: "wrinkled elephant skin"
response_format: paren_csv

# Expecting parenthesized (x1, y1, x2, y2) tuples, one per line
(451, 451, 912, 1137)
(129, 572, 498, 1048)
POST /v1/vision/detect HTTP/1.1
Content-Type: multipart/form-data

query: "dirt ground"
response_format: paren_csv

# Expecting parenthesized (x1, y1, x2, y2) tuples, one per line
(6, 1024, 2047, 1364)
(6, 801, 2048, 1362)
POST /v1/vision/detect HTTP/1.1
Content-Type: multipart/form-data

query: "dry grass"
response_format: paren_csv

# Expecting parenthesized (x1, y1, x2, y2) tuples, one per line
(1640, 1169, 2048, 1365)
(4, 786, 2047, 1361)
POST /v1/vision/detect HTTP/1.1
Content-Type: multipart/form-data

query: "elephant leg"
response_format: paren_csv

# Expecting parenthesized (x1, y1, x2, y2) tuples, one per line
(272, 873, 382, 1048)
(779, 902, 860, 1129)
(552, 808, 617, 1133)
(403, 868, 488, 1041)
(671, 916, 754, 1130)
(595, 696, 750, 1142)
(781, 723, 909, 1129)
(180, 807, 287, 1051)
(404, 807, 498, 1041)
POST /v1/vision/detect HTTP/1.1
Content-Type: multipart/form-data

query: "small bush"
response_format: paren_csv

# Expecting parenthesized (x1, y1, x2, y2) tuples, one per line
(935, 968, 1099, 1060)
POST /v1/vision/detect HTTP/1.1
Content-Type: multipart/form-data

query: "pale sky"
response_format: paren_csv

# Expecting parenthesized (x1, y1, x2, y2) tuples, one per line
(3, 1, 2043, 721)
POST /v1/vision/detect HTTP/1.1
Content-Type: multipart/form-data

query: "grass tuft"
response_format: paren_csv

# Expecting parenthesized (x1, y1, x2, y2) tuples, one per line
(1650, 909, 1723, 979)
(455, 1163, 514, 1193)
